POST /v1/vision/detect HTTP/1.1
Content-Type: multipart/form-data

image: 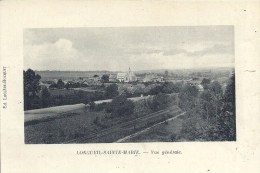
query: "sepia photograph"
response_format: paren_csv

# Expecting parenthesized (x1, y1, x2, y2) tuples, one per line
(23, 26, 236, 144)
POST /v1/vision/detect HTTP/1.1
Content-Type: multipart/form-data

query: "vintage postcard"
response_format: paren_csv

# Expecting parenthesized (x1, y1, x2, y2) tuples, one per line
(1, 1, 259, 173)
(23, 26, 235, 144)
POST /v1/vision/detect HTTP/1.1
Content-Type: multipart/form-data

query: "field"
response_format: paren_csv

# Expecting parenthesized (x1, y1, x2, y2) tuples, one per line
(49, 88, 91, 96)
(25, 108, 108, 144)
(72, 87, 101, 93)
(25, 103, 184, 144)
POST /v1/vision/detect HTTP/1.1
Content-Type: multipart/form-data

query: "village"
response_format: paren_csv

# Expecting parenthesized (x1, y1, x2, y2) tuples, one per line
(38, 67, 207, 97)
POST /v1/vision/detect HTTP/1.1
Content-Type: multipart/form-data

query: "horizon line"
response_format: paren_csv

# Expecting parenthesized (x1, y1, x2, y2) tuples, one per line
(24, 66, 235, 72)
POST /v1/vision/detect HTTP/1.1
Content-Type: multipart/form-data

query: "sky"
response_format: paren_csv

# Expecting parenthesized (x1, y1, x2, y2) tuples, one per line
(24, 26, 234, 71)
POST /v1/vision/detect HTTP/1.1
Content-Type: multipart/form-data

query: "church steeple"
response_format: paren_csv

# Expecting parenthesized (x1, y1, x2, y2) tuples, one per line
(128, 67, 131, 82)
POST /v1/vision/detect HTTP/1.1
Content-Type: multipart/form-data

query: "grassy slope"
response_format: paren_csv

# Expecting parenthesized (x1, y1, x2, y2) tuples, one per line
(25, 93, 180, 144)
(25, 108, 106, 144)
(125, 117, 184, 142)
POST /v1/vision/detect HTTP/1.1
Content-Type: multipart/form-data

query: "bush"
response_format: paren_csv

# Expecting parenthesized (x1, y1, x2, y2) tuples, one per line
(105, 84, 119, 99)
(150, 93, 173, 111)
(89, 101, 96, 111)
(41, 87, 51, 108)
(149, 85, 163, 95)
(105, 95, 135, 117)
(162, 82, 182, 93)
(57, 79, 65, 89)
(94, 102, 107, 111)
(201, 78, 211, 90)
(178, 84, 199, 110)
(170, 134, 178, 141)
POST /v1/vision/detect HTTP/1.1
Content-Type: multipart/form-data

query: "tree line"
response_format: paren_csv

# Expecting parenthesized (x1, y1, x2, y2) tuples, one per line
(178, 74, 236, 141)
(24, 69, 120, 110)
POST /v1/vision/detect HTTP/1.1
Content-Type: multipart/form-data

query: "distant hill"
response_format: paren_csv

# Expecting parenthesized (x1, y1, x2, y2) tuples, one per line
(135, 67, 234, 74)
(35, 66, 234, 81)
(35, 70, 116, 80)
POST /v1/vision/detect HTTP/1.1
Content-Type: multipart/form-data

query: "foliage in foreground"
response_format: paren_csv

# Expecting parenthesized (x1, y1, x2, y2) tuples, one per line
(179, 74, 236, 141)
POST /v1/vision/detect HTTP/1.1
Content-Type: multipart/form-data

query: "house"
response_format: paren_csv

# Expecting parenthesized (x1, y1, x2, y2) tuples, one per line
(81, 81, 89, 87)
(117, 72, 128, 82)
(39, 81, 51, 89)
(153, 76, 164, 83)
(89, 76, 101, 82)
(84, 79, 102, 86)
(95, 81, 102, 86)
(117, 67, 137, 83)
(142, 74, 164, 83)
(109, 74, 117, 82)
(197, 84, 204, 92)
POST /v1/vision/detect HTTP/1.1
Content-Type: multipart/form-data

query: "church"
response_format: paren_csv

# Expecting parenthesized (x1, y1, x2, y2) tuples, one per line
(117, 67, 137, 82)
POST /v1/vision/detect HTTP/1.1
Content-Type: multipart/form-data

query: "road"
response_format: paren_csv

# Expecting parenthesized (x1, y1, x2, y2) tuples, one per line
(65, 105, 182, 143)
(24, 104, 85, 122)
(93, 95, 153, 104)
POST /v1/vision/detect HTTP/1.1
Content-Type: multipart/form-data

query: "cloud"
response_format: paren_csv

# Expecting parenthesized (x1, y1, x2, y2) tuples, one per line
(162, 42, 233, 57)
(24, 27, 234, 71)
(125, 47, 162, 55)
(24, 39, 234, 71)
(128, 52, 234, 70)
(24, 38, 83, 70)
(122, 41, 233, 59)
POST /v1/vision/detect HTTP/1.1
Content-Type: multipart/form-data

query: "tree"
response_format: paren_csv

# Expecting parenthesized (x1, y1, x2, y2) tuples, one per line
(89, 101, 96, 111)
(215, 73, 236, 141)
(200, 90, 216, 121)
(93, 74, 99, 78)
(162, 82, 182, 93)
(101, 74, 109, 83)
(149, 85, 163, 95)
(180, 84, 199, 98)
(209, 81, 223, 96)
(150, 93, 173, 111)
(122, 89, 132, 97)
(165, 70, 169, 78)
(161, 82, 174, 93)
(41, 87, 51, 108)
(57, 79, 65, 89)
(105, 84, 119, 99)
(49, 83, 57, 89)
(94, 91, 105, 100)
(105, 95, 135, 117)
(178, 84, 199, 110)
(24, 69, 41, 110)
(202, 81, 223, 117)
(65, 83, 70, 90)
(201, 78, 211, 89)
(223, 74, 235, 113)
